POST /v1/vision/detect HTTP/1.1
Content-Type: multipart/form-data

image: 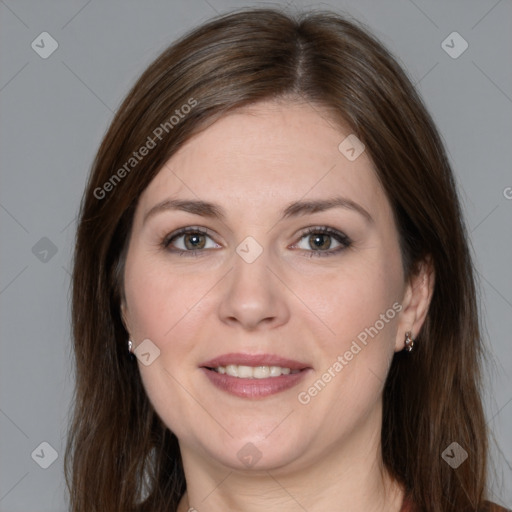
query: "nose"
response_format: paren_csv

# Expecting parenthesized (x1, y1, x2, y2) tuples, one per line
(217, 246, 291, 331)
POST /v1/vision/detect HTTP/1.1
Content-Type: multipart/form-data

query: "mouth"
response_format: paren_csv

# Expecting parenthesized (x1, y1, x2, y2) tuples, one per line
(200, 353, 311, 399)
(210, 364, 302, 378)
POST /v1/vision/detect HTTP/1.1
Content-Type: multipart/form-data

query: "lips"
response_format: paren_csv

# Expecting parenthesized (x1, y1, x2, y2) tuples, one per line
(200, 353, 311, 399)
(201, 353, 309, 371)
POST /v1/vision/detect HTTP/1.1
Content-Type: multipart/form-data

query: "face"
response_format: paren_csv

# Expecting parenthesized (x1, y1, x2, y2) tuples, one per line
(121, 100, 420, 475)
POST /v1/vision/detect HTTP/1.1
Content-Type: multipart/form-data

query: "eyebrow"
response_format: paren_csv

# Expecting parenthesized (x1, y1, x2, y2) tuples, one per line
(143, 196, 373, 225)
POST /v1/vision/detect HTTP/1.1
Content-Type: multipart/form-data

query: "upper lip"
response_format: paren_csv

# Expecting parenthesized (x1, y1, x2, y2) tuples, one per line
(200, 353, 310, 371)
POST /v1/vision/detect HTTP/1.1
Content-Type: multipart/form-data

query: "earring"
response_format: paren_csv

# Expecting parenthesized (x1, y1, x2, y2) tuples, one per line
(404, 331, 414, 352)
(128, 340, 136, 361)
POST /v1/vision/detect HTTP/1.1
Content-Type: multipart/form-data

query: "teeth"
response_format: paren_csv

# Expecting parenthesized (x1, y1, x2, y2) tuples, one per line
(269, 366, 282, 377)
(213, 365, 300, 378)
(253, 366, 270, 379)
(237, 365, 253, 378)
(225, 364, 238, 377)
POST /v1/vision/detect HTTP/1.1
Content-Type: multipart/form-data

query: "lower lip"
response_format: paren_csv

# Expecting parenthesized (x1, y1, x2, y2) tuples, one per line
(201, 368, 310, 399)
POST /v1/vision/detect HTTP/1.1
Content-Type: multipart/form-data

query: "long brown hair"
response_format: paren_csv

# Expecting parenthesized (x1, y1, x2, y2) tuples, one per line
(65, 7, 492, 511)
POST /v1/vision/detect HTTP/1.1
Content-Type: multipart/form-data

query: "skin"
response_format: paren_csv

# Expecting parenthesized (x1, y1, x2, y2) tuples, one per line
(121, 99, 434, 512)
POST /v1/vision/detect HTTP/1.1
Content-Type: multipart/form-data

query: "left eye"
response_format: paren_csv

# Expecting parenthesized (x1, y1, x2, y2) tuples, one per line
(164, 229, 219, 252)
(294, 229, 351, 252)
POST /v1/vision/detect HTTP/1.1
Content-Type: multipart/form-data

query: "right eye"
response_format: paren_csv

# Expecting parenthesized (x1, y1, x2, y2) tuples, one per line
(162, 227, 221, 256)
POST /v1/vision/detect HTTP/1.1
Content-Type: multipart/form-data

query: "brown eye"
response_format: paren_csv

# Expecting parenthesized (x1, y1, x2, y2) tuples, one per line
(294, 227, 352, 256)
(163, 228, 220, 254)
(183, 233, 206, 250)
(308, 233, 332, 251)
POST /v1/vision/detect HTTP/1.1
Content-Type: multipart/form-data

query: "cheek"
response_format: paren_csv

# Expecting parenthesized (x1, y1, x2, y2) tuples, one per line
(299, 252, 403, 350)
(123, 251, 215, 436)
(294, 245, 403, 413)
(123, 248, 211, 342)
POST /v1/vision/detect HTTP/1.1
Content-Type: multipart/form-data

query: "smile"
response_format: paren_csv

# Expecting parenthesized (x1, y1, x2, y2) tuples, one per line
(200, 353, 311, 399)
(210, 365, 301, 378)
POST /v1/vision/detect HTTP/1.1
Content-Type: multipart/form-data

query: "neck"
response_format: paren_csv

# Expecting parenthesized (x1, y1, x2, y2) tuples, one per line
(177, 404, 404, 512)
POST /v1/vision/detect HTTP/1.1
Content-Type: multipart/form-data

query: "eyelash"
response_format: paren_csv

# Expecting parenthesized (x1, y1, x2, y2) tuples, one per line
(161, 226, 352, 258)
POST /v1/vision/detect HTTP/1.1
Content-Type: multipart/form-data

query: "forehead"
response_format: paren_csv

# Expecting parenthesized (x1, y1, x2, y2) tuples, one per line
(136, 100, 387, 220)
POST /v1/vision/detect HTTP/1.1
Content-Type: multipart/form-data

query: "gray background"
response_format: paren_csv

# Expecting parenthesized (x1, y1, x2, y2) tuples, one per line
(0, 0, 511, 510)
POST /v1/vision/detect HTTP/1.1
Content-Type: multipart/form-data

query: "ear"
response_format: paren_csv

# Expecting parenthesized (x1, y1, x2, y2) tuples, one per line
(395, 256, 435, 352)
(120, 299, 130, 334)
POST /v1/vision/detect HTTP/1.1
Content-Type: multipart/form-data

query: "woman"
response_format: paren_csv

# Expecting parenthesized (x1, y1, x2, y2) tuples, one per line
(64, 7, 510, 512)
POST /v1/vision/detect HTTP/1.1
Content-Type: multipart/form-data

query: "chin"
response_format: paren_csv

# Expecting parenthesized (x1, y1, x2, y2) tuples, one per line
(197, 429, 308, 473)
